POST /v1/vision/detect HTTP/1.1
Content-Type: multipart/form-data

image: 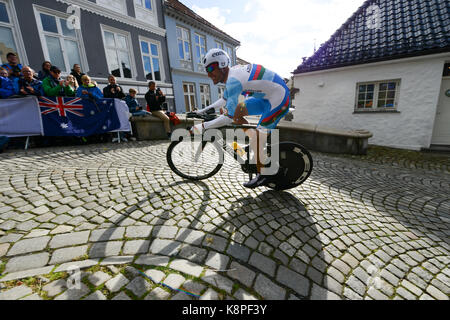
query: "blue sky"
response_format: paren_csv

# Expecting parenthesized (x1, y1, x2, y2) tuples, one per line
(183, 0, 367, 78)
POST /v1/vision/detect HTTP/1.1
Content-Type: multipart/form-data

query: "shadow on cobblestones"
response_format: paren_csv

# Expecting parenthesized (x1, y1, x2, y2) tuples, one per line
(310, 155, 450, 247)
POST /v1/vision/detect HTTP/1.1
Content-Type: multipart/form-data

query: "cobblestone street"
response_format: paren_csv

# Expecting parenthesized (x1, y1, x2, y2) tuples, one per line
(0, 141, 449, 300)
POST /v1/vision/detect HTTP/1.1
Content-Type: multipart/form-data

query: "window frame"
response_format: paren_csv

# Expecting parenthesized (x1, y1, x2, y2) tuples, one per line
(0, 0, 27, 65)
(33, 5, 88, 75)
(194, 33, 207, 65)
(100, 24, 137, 81)
(183, 82, 196, 112)
(354, 79, 401, 112)
(199, 83, 211, 108)
(96, 0, 128, 15)
(215, 41, 224, 50)
(139, 36, 164, 82)
(134, 0, 153, 13)
(177, 25, 192, 62)
(226, 45, 234, 65)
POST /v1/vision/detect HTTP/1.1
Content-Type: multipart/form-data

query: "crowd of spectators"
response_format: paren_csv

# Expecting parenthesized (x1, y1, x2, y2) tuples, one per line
(0, 52, 172, 152)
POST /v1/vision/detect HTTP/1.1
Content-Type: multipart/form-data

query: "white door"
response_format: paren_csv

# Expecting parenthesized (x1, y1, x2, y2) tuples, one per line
(431, 78, 450, 145)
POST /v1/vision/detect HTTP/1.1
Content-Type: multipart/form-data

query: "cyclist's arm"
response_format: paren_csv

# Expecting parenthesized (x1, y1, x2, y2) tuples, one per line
(198, 98, 226, 114)
(223, 77, 243, 117)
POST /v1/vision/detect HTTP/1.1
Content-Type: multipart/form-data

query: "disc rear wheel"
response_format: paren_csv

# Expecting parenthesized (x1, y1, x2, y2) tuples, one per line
(264, 142, 313, 191)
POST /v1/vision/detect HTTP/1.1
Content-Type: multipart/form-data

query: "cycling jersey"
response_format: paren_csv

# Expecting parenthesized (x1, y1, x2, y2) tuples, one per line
(200, 64, 290, 132)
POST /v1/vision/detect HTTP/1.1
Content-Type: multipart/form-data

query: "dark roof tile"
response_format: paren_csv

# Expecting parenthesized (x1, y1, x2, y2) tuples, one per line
(293, 0, 450, 74)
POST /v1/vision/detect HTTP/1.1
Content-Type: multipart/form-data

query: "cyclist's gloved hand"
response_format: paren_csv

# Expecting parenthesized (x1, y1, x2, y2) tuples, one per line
(196, 108, 207, 116)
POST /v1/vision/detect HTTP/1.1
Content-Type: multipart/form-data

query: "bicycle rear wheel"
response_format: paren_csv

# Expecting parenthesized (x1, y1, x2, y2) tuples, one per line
(167, 138, 224, 180)
(265, 142, 313, 191)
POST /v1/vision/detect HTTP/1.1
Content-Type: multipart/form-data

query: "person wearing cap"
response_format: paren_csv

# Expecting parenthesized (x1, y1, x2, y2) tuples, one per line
(42, 66, 75, 97)
(1, 52, 22, 75)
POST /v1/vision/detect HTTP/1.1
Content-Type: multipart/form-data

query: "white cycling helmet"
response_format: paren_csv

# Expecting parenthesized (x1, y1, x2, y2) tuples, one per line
(203, 48, 230, 70)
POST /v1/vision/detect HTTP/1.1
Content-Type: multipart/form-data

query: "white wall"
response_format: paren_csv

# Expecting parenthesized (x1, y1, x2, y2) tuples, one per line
(292, 54, 450, 150)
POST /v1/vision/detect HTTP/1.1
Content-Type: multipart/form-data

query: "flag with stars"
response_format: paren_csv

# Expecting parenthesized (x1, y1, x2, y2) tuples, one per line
(38, 97, 121, 136)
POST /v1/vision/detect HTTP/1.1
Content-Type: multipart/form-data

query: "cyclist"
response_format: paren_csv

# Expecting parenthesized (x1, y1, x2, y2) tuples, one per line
(192, 48, 290, 189)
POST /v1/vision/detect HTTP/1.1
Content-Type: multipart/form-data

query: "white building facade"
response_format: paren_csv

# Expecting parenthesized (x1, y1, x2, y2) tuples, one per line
(292, 0, 450, 151)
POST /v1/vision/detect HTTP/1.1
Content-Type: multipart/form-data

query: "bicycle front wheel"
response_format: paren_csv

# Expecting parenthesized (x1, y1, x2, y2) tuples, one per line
(167, 138, 224, 180)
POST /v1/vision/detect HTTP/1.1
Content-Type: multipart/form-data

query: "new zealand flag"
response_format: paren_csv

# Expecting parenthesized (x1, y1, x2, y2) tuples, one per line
(38, 97, 121, 136)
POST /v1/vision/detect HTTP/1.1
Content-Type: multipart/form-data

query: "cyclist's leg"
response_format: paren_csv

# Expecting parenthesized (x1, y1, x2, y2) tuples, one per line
(238, 98, 271, 174)
(255, 90, 290, 175)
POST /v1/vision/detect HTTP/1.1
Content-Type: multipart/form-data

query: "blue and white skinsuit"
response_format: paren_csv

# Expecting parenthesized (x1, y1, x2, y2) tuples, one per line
(198, 63, 290, 132)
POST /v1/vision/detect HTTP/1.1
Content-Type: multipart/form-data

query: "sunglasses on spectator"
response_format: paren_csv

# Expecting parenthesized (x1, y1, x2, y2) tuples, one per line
(205, 62, 219, 73)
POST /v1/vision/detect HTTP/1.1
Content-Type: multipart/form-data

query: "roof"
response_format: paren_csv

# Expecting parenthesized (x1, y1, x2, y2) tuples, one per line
(164, 0, 240, 45)
(293, 0, 450, 74)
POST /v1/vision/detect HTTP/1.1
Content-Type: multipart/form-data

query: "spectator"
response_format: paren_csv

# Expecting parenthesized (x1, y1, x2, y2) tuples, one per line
(103, 75, 125, 99)
(37, 61, 51, 81)
(125, 88, 150, 116)
(70, 64, 85, 87)
(9, 66, 21, 95)
(18, 66, 43, 96)
(0, 67, 14, 98)
(145, 81, 171, 138)
(1, 52, 22, 74)
(66, 74, 79, 92)
(42, 66, 75, 97)
(76, 75, 103, 100)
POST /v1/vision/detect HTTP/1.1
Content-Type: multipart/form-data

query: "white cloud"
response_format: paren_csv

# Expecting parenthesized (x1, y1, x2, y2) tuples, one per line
(191, 0, 367, 78)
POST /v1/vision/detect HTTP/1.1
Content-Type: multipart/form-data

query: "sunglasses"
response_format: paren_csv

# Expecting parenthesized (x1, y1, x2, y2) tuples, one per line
(205, 62, 219, 73)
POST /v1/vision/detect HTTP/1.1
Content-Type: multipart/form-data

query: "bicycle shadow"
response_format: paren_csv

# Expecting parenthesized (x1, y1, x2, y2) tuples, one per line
(80, 167, 332, 300)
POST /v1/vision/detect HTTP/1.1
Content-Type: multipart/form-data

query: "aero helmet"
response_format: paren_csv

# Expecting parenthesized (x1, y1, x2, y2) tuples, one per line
(203, 48, 231, 70)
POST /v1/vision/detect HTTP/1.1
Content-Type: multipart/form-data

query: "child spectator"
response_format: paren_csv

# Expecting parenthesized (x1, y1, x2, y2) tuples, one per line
(1, 52, 22, 74)
(66, 74, 79, 93)
(0, 67, 14, 98)
(37, 61, 51, 81)
(125, 88, 150, 116)
(42, 66, 75, 97)
(103, 75, 125, 99)
(76, 75, 103, 100)
(18, 66, 43, 96)
(70, 64, 85, 87)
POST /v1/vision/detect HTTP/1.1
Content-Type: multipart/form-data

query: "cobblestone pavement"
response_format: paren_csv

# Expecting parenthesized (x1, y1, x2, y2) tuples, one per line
(0, 141, 448, 300)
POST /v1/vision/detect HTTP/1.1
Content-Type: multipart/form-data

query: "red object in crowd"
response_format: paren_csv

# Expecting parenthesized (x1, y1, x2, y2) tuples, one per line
(168, 112, 180, 126)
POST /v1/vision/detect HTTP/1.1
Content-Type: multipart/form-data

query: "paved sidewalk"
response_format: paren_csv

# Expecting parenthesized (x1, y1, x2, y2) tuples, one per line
(0, 141, 448, 300)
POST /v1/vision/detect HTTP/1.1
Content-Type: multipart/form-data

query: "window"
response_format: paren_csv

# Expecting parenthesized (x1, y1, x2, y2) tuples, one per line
(215, 41, 224, 50)
(35, 9, 83, 73)
(355, 80, 400, 111)
(102, 28, 134, 79)
(177, 26, 191, 61)
(194, 33, 206, 64)
(0, 0, 19, 64)
(183, 82, 196, 112)
(140, 39, 162, 81)
(200, 84, 211, 107)
(218, 86, 225, 99)
(96, 0, 127, 15)
(134, 0, 157, 25)
(134, 0, 152, 11)
(226, 46, 234, 66)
